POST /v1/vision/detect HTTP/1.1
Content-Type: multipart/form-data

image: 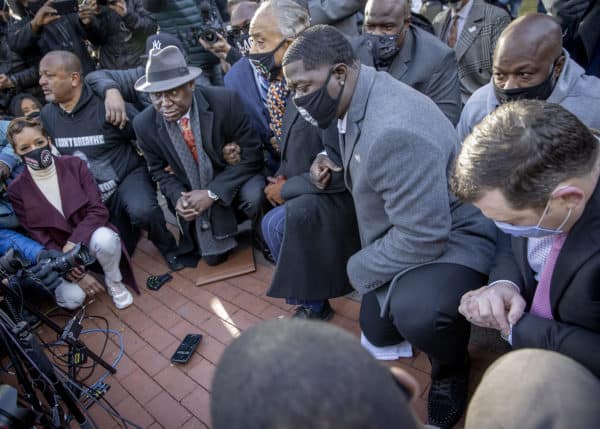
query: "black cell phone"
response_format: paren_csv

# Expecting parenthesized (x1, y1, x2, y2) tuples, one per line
(53, 0, 79, 15)
(171, 334, 203, 364)
(146, 273, 172, 291)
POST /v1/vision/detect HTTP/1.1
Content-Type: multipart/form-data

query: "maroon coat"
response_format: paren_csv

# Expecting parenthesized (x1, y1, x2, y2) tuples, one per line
(8, 155, 139, 293)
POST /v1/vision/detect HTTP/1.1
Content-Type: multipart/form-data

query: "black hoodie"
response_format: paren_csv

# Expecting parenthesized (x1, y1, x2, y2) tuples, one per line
(40, 83, 143, 185)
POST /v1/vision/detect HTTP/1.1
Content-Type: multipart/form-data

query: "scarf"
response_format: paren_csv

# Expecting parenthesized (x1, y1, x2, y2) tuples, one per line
(163, 96, 237, 257)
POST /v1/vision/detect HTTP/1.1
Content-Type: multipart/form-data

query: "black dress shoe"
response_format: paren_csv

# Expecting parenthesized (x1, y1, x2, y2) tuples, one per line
(166, 254, 185, 272)
(427, 363, 469, 429)
(292, 301, 334, 321)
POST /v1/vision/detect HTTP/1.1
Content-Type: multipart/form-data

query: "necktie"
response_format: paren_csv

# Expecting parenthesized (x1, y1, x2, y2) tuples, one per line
(529, 234, 567, 319)
(179, 117, 198, 162)
(447, 15, 460, 49)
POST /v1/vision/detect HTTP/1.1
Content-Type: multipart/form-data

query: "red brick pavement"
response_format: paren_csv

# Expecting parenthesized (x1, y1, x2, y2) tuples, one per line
(1, 237, 500, 428)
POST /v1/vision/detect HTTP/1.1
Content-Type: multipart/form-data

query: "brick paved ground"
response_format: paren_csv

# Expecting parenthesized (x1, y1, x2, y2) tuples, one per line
(5, 237, 501, 428)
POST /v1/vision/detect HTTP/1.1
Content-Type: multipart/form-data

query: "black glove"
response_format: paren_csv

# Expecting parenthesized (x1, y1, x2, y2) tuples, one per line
(30, 249, 64, 291)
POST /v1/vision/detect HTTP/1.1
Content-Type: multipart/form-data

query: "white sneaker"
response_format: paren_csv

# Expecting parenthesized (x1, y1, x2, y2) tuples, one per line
(106, 282, 133, 310)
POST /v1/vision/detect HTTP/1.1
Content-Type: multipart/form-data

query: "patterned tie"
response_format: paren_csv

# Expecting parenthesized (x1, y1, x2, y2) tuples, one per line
(447, 15, 460, 48)
(529, 234, 567, 319)
(267, 79, 290, 141)
(179, 117, 198, 162)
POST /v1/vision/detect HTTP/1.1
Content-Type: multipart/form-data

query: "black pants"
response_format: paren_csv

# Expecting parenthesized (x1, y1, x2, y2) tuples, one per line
(359, 263, 486, 380)
(107, 166, 177, 257)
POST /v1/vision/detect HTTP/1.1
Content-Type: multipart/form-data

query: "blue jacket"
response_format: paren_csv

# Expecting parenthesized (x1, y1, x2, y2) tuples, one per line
(0, 228, 43, 264)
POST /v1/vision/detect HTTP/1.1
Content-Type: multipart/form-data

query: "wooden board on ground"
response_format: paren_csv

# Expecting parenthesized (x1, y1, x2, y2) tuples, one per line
(193, 244, 256, 286)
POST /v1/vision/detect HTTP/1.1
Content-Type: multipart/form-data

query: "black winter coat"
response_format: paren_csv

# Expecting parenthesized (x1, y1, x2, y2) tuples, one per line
(267, 99, 361, 300)
(7, 12, 103, 75)
(0, 32, 39, 114)
(133, 86, 264, 256)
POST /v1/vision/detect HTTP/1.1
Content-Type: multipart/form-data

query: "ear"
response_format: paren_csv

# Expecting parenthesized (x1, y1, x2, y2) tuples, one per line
(553, 54, 566, 80)
(188, 81, 196, 91)
(389, 366, 420, 404)
(332, 63, 348, 86)
(552, 185, 585, 209)
(71, 72, 82, 88)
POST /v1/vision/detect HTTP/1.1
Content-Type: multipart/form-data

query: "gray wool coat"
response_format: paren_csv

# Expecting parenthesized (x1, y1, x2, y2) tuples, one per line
(341, 65, 497, 314)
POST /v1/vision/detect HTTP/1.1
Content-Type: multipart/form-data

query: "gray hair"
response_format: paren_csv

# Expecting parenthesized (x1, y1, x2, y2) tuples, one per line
(256, 0, 311, 39)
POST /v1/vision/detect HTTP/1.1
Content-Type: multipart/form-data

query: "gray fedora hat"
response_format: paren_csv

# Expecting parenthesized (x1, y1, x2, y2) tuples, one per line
(134, 45, 202, 93)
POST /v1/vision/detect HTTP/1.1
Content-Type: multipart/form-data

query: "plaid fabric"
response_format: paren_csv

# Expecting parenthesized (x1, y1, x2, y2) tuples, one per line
(179, 117, 198, 162)
(267, 79, 290, 140)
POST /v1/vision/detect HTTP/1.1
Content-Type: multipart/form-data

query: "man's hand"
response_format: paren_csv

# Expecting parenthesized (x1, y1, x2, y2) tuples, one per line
(459, 282, 527, 337)
(175, 196, 198, 222)
(309, 153, 342, 190)
(31, 0, 60, 33)
(0, 74, 15, 90)
(104, 88, 128, 129)
(223, 143, 241, 165)
(109, 0, 127, 16)
(0, 163, 10, 181)
(198, 33, 231, 60)
(265, 176, 286, 206)
(78, 0, 98, 25)
(181, 190, 214, 213)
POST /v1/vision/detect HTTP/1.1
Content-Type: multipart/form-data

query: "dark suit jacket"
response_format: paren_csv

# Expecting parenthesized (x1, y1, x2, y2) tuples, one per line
(433, 0, 510, 102)
(133, 85, 264, 253)
(489, 181, 600, 377)
(224, 57, 270, 148)
(268, 99, 360, 300)
(354, 25, 462, 125)
(7, 156, 139, 292)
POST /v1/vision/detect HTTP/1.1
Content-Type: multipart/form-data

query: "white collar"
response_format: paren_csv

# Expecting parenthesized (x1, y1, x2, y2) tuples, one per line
(337, 113, 348, 134)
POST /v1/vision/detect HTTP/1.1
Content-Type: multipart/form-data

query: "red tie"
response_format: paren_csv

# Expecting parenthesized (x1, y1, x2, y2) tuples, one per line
(529, 234, 567, 319)
(180, 117, 198, 162)
(447, 15, 459, 48)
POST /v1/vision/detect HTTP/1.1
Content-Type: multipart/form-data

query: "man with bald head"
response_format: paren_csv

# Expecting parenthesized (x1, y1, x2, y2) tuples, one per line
(354, 0, 461, 124)
(38, 50, 181, 270)
(457, 13, 600, 140)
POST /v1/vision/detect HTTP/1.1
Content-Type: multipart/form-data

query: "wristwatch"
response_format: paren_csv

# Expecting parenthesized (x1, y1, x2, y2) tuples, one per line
(207, 190, 219, 201)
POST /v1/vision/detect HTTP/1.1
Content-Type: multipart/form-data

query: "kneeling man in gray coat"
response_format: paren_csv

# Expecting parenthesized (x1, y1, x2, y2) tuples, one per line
(283, 25, 496, 429)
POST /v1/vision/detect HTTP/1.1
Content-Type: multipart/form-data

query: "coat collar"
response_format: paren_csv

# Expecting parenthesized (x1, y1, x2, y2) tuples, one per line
(454, 0, 486, 62)
(19, 157, 89, 232)
(388, 25, 415, 80)
(550, 177, 600, 313)
(342, 65, 376, 187)
(279, 95, 300, 159)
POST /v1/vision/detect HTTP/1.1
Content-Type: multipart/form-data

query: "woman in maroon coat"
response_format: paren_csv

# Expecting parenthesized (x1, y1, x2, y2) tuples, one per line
(7, 118, 138, 309)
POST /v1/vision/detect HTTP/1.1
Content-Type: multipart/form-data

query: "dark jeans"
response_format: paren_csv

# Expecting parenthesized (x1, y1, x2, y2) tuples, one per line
(360, 263, 486, 380)
(106, 165, 177, 257)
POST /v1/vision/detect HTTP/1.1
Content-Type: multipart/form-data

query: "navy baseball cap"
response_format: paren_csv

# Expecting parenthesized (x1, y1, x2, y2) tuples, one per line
(142, 32, 186, 58)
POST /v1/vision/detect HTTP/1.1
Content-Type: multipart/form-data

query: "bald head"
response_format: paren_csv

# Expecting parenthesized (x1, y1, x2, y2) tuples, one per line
(42, 50, 83, 75)
(492, 13, 565, 95)
(495, 14, 563, 64)
(364, 0, 411, 32)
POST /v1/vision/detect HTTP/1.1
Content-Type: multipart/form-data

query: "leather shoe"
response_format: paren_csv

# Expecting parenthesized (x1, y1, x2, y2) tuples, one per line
(427, 360, 469, 428)
(166, 254, 184, 272)
(292, 301, 334, 321)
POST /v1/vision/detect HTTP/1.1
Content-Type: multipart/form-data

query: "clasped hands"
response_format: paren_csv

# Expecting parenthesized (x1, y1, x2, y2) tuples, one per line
(176, 190, 214, 221)
(458, 282, 527, 338)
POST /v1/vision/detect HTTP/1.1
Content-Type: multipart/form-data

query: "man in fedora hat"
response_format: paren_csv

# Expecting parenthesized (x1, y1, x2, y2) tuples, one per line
(133, 45, 265, 266)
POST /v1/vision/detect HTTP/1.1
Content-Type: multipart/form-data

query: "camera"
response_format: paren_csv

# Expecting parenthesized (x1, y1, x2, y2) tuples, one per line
(35, 243, 95, 277)
(197, 1, 225, 44)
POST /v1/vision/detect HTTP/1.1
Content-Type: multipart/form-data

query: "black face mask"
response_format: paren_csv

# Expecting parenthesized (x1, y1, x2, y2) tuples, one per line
(364, 33, 401, 70)
(294, 68, 345, 129)
(228, 25, 251, 55)
(23, 145, 53, 171)
(247, 39, 287, 81)
(494, 59, 560, 104)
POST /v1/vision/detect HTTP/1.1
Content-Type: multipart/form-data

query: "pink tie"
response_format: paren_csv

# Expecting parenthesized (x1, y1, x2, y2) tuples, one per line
(530, 234, 567, 319)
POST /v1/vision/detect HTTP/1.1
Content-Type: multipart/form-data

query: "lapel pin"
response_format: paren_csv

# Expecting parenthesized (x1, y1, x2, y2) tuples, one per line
(468, 26, 477, 33)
